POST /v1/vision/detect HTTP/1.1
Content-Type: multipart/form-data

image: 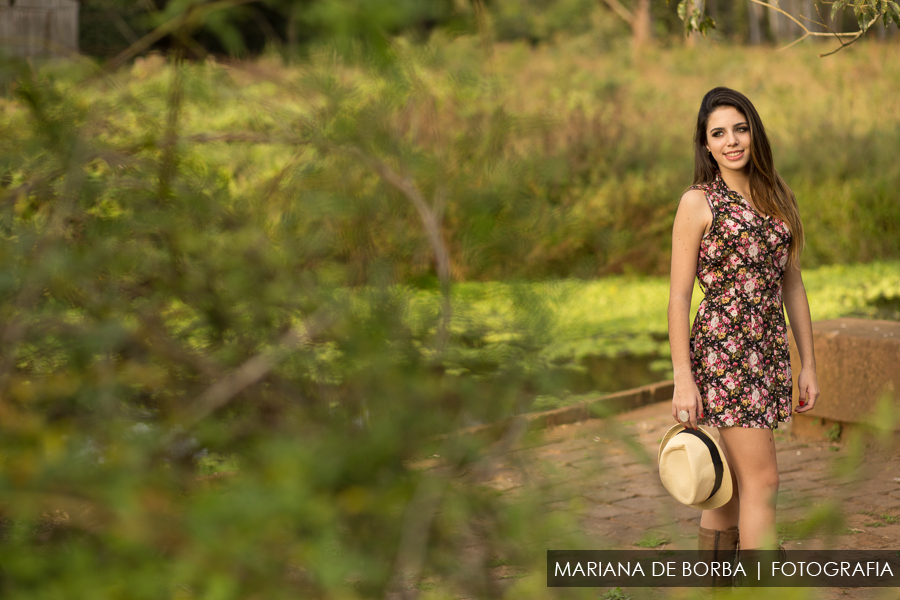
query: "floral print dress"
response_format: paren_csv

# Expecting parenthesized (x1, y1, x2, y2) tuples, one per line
(690, 174, 793, 429)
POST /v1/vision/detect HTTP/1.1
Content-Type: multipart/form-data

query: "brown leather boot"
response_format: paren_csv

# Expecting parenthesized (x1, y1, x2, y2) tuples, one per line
(698, 526, 739, 588)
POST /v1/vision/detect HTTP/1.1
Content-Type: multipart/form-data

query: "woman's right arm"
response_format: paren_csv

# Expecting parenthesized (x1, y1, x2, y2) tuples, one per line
(668, 189, 712, 429)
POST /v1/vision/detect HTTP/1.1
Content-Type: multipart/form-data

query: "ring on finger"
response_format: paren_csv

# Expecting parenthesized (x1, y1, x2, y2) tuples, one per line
(678, 409, 690, 423)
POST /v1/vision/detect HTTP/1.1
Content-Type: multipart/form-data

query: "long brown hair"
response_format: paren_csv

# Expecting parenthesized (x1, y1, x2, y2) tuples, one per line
(692, 87, 804, 267)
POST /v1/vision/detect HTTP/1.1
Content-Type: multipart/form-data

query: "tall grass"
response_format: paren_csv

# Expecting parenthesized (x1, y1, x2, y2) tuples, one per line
(4, 38, 898, 282)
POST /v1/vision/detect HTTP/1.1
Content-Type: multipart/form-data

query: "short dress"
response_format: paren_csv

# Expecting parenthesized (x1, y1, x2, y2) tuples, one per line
(689, 173, 793, 429)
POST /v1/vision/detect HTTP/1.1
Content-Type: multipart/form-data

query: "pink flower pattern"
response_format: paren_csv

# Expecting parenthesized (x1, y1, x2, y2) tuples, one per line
(689, 174, 793, 429)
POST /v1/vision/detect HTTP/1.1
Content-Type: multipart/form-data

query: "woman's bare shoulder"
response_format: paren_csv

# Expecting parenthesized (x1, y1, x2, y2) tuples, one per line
(679, 187, 708, 208)
(673, 188, 712, 235)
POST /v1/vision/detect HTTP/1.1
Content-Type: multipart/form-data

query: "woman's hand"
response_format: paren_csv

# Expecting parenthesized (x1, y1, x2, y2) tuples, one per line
(794, 368, 820, 413)
(672, 379, 704, 429)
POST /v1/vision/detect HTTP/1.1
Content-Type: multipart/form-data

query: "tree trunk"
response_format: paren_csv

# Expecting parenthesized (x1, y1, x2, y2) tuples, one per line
(286, 5, 299, 62)
(684, 0, 704, 47)
(747, 0, 762, 44)
(632, 0, 651, 48)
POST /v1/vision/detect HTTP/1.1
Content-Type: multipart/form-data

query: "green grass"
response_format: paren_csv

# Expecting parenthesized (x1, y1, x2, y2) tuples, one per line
(777, 520, 807, 542)
(634, 533, 670, 548)
(600, 587, 633, 600)
(401, 260, 899, 410)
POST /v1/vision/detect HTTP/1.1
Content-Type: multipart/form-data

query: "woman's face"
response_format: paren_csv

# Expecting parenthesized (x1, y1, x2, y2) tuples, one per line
(705, 106, 751, 174)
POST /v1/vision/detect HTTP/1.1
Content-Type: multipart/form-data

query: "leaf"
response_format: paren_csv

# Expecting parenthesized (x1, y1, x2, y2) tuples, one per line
(889, 1, 900, 22)
(831, 2, 842, 21)
(700, 16, 717, 35)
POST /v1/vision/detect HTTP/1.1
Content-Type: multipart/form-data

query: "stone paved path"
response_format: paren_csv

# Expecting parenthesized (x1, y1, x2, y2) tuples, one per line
(482, 400, 900, 600)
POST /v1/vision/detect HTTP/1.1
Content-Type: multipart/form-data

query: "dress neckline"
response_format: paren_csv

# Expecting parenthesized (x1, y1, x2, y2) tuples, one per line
(714, 173, 768, 221)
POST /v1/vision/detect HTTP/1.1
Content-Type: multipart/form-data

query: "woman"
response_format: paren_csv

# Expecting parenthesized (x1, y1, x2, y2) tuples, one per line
(667, 87, 820, 559)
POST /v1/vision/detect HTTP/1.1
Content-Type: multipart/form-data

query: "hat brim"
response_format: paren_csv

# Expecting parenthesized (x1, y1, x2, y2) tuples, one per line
(658, 423, 733, 511)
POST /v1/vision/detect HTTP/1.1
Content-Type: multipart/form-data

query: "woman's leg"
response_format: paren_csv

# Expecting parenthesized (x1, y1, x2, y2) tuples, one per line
(699, 460, 740, 530)
(697, 437, 740, 587)
(716, 426, 779, 549)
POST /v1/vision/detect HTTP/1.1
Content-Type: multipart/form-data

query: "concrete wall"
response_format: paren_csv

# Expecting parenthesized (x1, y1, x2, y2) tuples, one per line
(789, 318, 900, 438)
(0, 0, 79, 58)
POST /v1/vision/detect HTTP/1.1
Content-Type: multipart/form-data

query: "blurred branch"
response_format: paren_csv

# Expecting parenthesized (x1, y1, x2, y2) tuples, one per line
(0, 134, 88, 381)
(602, 0, 634, 24)
(386, 464, 457, 599)
(103, 0, 261, 73)
(158, 57, 184, 202)
(104, 5, 141, 46)
(343, 146, 453, 351)
(749, 0, 880, 54)
(387, 415, 529, 598)
(1, 133, 290, 207)
(0, 148, 131, 204)
(179, 307, 334, 428)
(187, 132, 287, 144)
(135, 311, 223, 381)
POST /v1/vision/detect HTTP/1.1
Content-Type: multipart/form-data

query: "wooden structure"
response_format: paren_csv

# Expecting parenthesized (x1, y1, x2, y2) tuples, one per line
(0, 0, 79, 58)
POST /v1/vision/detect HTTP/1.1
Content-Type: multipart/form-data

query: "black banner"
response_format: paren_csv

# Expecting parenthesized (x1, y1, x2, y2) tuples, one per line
(547, 550, 900, 587)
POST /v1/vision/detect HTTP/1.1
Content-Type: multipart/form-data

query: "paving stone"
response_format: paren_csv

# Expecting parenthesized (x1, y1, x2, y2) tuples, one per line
(858, 494, 900, 510)
(582, 487, 637, 504)
(627, 482, 670, 499)
(837, 531, 893, 549)
(663, 503, 702, 523)
(581, 503, 639, 521)
(781, 478, 822, 492)
(612, 495, 667, 514)
(491, 398, 900, 560)
(582, 518, 624, 540)
(859, 479, 900, 495)
(601, 453, 642, 468)
(608, 510, 670, 530)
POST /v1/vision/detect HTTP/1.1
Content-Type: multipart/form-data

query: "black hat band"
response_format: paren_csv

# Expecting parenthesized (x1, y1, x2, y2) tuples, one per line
(676, 429, 724, 501)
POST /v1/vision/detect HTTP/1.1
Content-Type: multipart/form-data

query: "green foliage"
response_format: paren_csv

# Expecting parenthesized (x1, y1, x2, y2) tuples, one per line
(0, 30, 598, 600)
(488, 0, 605, 43)
(675, 0, 900, 49)
(634, 533, 669, 548)
(674, 0, 716, 36)
(600, 587, 633, 600)
(830, 0, 900, 29)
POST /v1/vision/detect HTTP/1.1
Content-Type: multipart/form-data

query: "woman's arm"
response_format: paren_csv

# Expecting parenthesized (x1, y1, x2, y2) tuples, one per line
(668, 189, 712, 429)
(782, 264, 820, 412)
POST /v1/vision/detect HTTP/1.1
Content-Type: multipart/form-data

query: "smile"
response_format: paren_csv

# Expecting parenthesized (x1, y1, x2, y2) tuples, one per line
(723, 150, 744, 160)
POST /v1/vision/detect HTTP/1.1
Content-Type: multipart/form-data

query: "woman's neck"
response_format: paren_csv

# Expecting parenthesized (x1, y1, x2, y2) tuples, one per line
(720, 169, 752, 201)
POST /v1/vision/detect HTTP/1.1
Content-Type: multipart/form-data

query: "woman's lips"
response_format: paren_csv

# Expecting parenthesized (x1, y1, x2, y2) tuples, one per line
(723, 150, 744, 161)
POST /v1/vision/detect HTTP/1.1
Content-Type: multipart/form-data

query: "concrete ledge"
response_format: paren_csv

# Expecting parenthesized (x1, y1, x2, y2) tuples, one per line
(525, 380, 674, 429)
(789, 318, 900, 437)
(444, 380, 674, 443)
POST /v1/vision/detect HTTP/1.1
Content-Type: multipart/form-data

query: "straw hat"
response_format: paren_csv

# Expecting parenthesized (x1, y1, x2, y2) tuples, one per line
(658, 424, 732, 510)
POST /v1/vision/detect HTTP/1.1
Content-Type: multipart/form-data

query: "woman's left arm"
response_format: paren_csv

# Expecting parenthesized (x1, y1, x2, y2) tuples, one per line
(782, 264, 820, 412)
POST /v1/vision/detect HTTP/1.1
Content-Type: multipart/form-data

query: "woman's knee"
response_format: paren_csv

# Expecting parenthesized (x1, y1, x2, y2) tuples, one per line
(760, 468, 779, 494)
(735, 466, 778, 497)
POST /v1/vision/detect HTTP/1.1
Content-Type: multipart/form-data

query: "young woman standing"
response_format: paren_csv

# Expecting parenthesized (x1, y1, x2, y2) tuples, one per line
(667, 87, 821, 558)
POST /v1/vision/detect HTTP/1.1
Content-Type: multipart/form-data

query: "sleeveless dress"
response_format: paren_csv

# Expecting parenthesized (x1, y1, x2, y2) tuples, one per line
(689, 173, 793, 429)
